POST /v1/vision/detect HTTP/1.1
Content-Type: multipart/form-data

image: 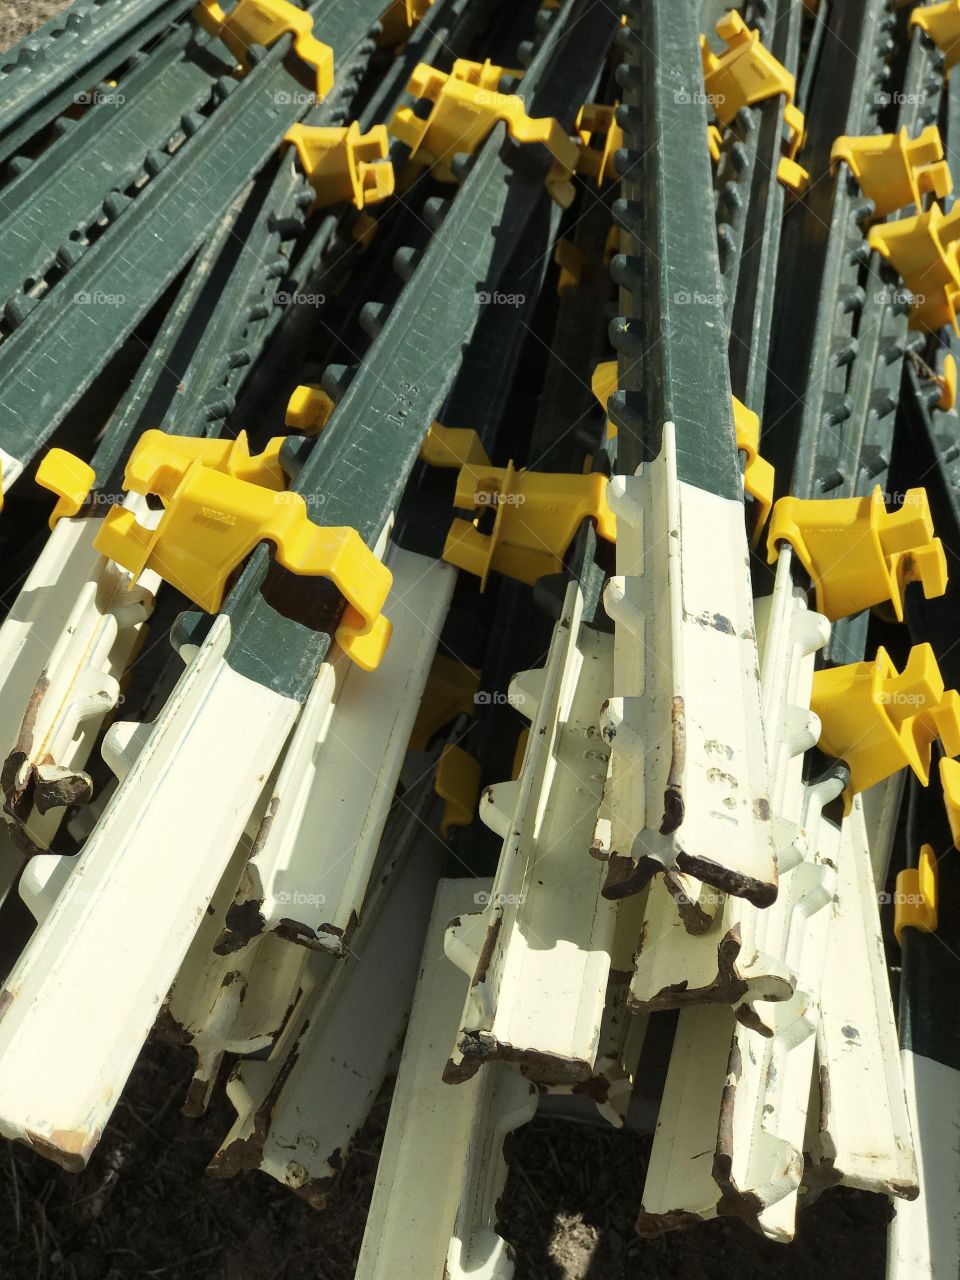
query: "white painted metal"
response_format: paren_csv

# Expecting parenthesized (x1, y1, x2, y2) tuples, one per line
(356, 876, 538, 1280)
(806, 796, 917, 1199)
(861, 771, 906, 890)
(163, 794, 313, 1115)
(594, 426, 776, 904)
(547, 891, 649, 1127)
(0, 516, 156, 850)
(0, 444, 24, 495)
(0, 616, 299, 1168)
(222, 548, 455, 954)
(888, 1052, 960, 1280)
(210, 819, 444, 1202)
(639, 787, 843, 1241)
(628, 549, 830, 1023)
(444, 583, 618, 1083)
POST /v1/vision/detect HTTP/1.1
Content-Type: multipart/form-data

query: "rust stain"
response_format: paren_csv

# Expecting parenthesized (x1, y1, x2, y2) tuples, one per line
(660, 695, 685, 835)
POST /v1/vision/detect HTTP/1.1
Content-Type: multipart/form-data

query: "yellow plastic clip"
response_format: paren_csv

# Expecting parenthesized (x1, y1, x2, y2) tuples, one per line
(767, 485, 947, 622)
(554, 238, 583, 294)
(124, 429, 288, 490)
(592, 359, 619, 442)
(94, 441, 392, 671)
(419, 423, 491, 470)
(378, 0, 434, 46)
(868, 203, 960, 333)
(777, 102, 808, 193)
(941, 755, 960, 848)
(894, 845, 938, 943)
(702, 11, 806, 191)
(193, 0, 333, 96)
(436, 743, 482, 835)
(701, 10, 797, 126)
(912, 0, 960, 70)
(35, 448, 96, 529)
(443, 462, 616, 590)
(732, 397, 774, 541)
(575, 102, 623, 185)
(831, 126, 952, 219)
(390, 61, 579, 204)
(937, 352, 958, 410)
(286, 384, 335, 434)
(811, 643, 960, 803)
(708, 124, 723, 163)
(285, 122, 394, 210)
(409, 653, 481, 750)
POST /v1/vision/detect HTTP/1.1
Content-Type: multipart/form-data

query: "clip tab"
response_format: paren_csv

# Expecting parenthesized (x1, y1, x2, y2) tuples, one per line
(868, 203, 960, 332)
(390, 61, 578, 204)
(286, 385, 334, 434)
(575, 102, 622, 185)
(410, 653, 481, 750)
(912, 0, 960, 70)
(126, 428, 288, 490)
(941, 756, 960, 848)
(554, 239, 583, 294)
(767, 485, 947, 622)
(436, 744, 482, 835)
(812, 644, 960, 800)
(378, 0, 434, 45)
(591, 359, 619, 441)
(732, 397, 774, 540)
(285, 121, 394, 210)
(894, 845, 938, 943)
(442, 462, 616, 590)
(193, 0, 333, 96)
(831, 125, 952, 219)
(419, 424, 491, 470)
(94, 439, 392, 670)
(36, 449, 96, 529)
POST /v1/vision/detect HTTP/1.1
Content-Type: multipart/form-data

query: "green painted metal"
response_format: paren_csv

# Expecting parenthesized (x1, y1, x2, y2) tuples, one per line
(720, 0, 803, 417)
(0, 0, 380, 485)
(0, 0, 189, 163)
(762, 0, 892, 501)
(221, 0, 619, 700)
(609, 0, 739, 498)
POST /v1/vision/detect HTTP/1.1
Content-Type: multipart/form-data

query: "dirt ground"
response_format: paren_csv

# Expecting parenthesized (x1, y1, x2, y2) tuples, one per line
(0, 1, 70, 49)
(0, 3, 891, 1278)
